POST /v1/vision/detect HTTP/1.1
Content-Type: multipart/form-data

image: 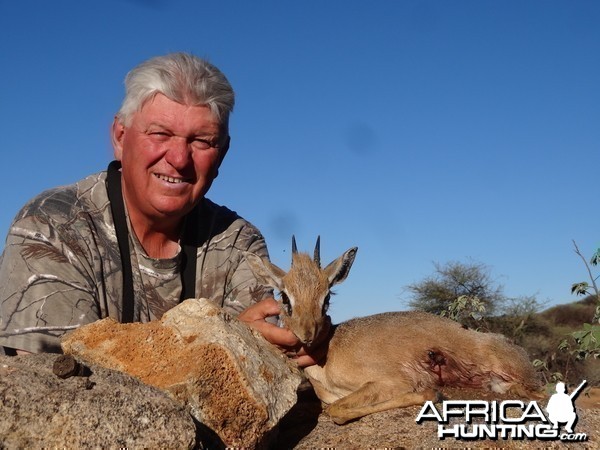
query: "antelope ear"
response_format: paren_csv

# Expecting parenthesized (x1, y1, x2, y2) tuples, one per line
(243, 252, 287, 291)
(323, 247, 358, 287)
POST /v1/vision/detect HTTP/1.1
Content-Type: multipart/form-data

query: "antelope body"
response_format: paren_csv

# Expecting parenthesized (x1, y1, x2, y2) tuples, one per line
(245, 238, 541, 425)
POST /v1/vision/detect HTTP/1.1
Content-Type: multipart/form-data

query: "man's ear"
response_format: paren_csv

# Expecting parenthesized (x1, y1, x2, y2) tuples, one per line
(219, 135, 230, 164)
(111, 117, 125, 161)
(214, 135, 230, 179)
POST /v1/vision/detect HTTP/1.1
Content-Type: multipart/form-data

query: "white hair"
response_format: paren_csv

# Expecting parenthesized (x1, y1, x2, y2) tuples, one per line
(116, 52, 235, 130)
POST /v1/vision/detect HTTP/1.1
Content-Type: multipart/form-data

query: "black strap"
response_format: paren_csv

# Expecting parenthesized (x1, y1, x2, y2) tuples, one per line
(107, 161, 136, 323)
(106, 161, 199, 323)
(180, 202, 200, 301)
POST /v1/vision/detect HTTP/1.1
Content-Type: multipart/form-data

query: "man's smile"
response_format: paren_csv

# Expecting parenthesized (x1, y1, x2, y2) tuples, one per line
(153, 173, 190, 184)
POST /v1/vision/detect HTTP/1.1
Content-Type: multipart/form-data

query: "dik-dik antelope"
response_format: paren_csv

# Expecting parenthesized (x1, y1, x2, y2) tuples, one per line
(244, 237, 541, 425)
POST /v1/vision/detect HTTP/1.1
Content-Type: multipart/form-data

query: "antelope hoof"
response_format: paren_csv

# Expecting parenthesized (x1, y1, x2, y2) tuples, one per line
(420, 388, 442, 403)
(326, 405, 353, 425)
(434, 390, 446, 403)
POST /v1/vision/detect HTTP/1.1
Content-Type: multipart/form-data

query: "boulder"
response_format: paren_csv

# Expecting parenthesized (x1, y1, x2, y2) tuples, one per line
(0, 353, 197, 448)
(61, 298, 302, 448)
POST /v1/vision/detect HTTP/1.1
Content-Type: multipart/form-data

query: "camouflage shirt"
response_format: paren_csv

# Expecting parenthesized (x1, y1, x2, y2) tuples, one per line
(0, 170, 272, 353)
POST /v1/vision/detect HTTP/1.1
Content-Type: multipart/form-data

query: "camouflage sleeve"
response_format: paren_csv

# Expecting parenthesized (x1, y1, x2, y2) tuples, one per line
(0, 211, 100, 353)
(218, 221, 274, 316)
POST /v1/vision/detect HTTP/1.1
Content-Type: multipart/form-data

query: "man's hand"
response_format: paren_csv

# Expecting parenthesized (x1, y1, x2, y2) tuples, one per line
(238, 298, 326, 368)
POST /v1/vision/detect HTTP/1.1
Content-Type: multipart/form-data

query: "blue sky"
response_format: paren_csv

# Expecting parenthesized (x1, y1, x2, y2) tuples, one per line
(1, 0, 598, 322)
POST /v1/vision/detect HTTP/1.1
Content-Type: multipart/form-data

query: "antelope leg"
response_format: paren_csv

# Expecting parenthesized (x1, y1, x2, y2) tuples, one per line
(327, 381, 438, 425)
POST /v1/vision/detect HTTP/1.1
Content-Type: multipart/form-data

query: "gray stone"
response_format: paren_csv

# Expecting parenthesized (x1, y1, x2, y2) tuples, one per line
(61, 298, 302, 448)
(0, 353, 197, 448)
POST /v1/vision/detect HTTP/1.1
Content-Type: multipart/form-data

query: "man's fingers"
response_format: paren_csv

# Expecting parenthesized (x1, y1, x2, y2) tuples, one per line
(238, 298, 281, 322)
(238, 299, 333, 366)
(294, 353, 319, 368)
(244, 317, 299, 348)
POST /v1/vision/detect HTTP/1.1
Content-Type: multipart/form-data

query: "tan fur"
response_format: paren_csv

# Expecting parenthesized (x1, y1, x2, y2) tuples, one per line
(280, 253, 330, 346)
(305, 312, 541, 424)
(244, 243, 542, 425)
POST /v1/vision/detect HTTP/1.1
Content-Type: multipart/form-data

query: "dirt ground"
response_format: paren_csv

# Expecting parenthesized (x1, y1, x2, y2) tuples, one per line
(276, 385, 600, 449)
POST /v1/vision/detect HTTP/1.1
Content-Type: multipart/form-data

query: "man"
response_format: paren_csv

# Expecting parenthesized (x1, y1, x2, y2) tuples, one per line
(0, 52, 316, 366)
(546, 381, 579, 434)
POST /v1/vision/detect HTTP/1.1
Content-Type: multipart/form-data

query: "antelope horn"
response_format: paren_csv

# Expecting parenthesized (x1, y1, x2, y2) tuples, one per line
(314, 236, 321, 268)
(291, 235, 298, 266)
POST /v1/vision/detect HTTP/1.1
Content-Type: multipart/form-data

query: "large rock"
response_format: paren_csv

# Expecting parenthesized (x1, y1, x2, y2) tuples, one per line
(61, 298, 302, 448)
(0, 353, 197, 448)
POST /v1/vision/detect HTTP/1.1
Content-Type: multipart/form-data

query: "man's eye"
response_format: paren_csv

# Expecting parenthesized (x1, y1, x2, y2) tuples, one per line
(191, 138, 214, 150)
(149, 131, 170, 140)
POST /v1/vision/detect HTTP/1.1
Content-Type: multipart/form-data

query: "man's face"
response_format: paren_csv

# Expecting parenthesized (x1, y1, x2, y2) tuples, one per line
(112, 93, 228, 224)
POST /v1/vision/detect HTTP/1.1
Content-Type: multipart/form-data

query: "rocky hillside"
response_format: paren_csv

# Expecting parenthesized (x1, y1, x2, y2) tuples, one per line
(483, 296, 599, 385)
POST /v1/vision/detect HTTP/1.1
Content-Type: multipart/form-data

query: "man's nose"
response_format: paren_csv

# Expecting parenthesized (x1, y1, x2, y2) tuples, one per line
(164, 137, 192, 169)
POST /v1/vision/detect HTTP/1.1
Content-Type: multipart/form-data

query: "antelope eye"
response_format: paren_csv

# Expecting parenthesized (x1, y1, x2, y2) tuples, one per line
(280, 292, 292, 316)
(322, 293, 331, 315)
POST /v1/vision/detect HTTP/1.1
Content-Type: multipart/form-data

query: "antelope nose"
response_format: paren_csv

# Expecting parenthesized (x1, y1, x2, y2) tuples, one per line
(296, 332, 314, 348)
